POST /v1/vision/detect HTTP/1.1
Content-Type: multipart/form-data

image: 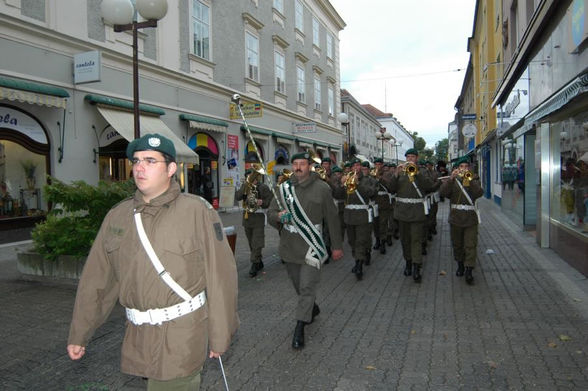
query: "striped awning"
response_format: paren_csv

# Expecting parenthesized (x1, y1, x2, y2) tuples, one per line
(0, 76, 69, 109)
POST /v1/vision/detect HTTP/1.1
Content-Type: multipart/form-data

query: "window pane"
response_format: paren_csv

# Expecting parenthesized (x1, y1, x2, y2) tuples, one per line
(192, 0, 210, 60)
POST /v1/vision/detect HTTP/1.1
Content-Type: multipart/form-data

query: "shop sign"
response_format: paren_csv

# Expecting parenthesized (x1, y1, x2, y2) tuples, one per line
(227, 134, 239, 149)
(99, 127, 123, 146)
(0, 106, 47, 144)
(74, 51, 101, 84)
(293, 122, 316, 133)
(229, 101, 262, 119)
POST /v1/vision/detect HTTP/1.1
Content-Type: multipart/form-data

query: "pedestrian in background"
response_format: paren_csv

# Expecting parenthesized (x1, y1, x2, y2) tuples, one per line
(67, 133, 239, 390)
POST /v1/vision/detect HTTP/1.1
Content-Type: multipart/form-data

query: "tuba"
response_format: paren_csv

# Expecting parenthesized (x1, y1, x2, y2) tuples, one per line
(243, 164, 265, 219)
(403, 162, 418, 182)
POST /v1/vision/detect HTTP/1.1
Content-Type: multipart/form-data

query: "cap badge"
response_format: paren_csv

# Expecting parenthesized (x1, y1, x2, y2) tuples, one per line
(148, 137, 161, 147)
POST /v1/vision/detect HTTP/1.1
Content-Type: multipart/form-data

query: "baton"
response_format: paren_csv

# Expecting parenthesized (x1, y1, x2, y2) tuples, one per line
(231, 94, 285, 211)
(219, 356, 229, 391)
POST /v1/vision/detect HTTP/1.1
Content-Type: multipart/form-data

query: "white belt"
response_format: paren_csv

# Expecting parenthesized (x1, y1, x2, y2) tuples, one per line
(451, 204, 476, 211)
(345, 204, 370, 209)
(283, 223, 322, 233)
(396, 197, 424, 204)
(254, 208, 267, 214)
(377, 191, 389, 196)
(335, 199, 345, 204)
(126, 291, 206, 326)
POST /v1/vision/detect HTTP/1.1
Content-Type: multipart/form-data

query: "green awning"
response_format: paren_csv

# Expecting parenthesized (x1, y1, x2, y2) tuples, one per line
(84, 94, 165, 115)
(240, 125, 272, 136)
(180, 113, 228, 127)
(0, 76, 69, 108)
(272, 132, 296, 140)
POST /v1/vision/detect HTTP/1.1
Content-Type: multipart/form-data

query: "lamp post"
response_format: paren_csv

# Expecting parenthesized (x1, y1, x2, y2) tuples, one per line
(101, 0, 168, 140)
(375, 127, 392, 161)
(337, 112, 350, 160)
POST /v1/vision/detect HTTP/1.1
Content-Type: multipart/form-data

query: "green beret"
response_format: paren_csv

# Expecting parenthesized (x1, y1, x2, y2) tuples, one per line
(405, 148, 418, 157)
(455, 156, 470, 166)
(291, 152, 312, 162)
(331, 165, 343, 173)
(349, 157, 361, 165)
(361, 161, 370, 167)
(389, 163, 397, 167)
(417, 158, 426, 165)
(373, 157, 383, 163)
(126, 133, 176, 161)
(343, 161, 352, 168)
(425, 160, 434, 165)
(321, 157, 332, 163)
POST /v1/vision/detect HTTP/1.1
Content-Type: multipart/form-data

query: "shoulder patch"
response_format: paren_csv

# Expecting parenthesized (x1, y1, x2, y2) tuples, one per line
(197, 195, 214, 210)
(213, 222, 224, 241)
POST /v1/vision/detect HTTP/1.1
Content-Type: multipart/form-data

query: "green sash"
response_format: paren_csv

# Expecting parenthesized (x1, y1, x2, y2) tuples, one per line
(280, 180, 328, 269)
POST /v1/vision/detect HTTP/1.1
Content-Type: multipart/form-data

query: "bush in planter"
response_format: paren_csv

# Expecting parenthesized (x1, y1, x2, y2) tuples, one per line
(31, 177, 136, 261)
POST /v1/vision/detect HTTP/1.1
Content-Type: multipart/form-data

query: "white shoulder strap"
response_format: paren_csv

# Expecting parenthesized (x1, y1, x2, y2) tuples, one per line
(134, 210, 193, 302)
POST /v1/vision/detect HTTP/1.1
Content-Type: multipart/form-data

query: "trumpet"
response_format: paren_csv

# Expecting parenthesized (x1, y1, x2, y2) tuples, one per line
(459, 169, 474, 187)
(278, 169, 293, 185)
(369, 166, 380, 178)
(308, 150, 327, 181)
(403, 162, 418, 182)
(342, 170, 358, 195)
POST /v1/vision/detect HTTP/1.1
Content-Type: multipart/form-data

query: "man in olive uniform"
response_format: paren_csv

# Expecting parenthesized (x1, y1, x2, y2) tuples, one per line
(235, 166, 274, 277)
(440, 156, 483, 284)
(387, 162, 400, 242)
(425, 160, 441, 239)
(389, 149, 434, 282)
(333, 158, 378, 279)
(329, 165, 346, 243)
(321, 157, 333, 178)
(268, 152, 343, 349)
(372, 157, 395, 254)
(67, 134, 239, 390)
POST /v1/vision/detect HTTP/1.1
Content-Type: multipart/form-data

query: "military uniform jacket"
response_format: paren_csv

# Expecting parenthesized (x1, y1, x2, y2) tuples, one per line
(374, 172, 395, 210)
(440, 177, 484, 227)
(235, 181, 273, 228)
(342, 172, 378, 225)
(329, 174, 346, 214)
(268, 172, 343, 264)
(68, 183, 239, 381)
(390, 171, 434, 222)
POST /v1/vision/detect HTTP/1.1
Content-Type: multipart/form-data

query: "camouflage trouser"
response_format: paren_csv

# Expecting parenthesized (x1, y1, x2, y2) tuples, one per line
(399, 220, 425, 264)
(450, 224, 478, 267)
(244, 224, 265, 262)
(347, 223, 371, 261)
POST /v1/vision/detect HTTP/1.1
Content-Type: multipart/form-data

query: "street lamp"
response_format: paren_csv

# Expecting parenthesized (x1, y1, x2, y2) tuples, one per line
(375, 127, 392, 161)
(101, 0, 168, 140)
(337, 112, 350, 160)
(394, 140, 403, 164)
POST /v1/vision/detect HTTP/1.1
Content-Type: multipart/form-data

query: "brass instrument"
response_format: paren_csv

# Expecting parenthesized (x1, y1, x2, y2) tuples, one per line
(459, 169, 474, 187)
(343, 170, 358, 195)
(308, 150, 328, 181)
(278, 169, 293, 185)
(403, 162, 418, 182)
(369, 166, 379, 178)
(243, 164, 265, 219)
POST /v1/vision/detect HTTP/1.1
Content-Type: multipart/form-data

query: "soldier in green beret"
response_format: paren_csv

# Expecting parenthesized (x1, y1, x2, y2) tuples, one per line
(329, 165, 346, 243)
(372, 158, 395, 253)
(321, 157, 332, 178)
(389, 148, 434, 282)
(268, 151, 343, 349)
(440, 156, 483, 284)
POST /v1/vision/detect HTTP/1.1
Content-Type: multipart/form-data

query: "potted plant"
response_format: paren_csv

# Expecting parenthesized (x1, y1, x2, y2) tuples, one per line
(17, 177, 135, 279)
(20, 160, 37, 190)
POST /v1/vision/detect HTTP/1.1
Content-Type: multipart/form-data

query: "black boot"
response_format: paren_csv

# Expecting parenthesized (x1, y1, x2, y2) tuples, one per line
(432, 225, 437, 235)
(373, 238, 380, 250)
(355, 260, 363, 280)
(413, 263, 422, 283)
(386, 235, 393, 246)
(403, 260, 412, 276)
(465, 267, 474, 285)
(292, 321, 305, 349)
(380, 242, 386, 254)
(249, 263, 258, 277)
(256, 260, 264, 271)
(351, 260, 359, 273)
(456, 262, 465, 277)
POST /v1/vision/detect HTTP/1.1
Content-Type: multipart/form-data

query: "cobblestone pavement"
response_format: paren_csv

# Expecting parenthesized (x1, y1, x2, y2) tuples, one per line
(1, 200, 587, 390)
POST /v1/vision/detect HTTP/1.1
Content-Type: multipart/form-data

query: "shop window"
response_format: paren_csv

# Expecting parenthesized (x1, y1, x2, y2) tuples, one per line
(245, 140, 263, 162)
(501, 136, 524, 219)
(274, 144, 289, 165)
(550, 112, 588, 236)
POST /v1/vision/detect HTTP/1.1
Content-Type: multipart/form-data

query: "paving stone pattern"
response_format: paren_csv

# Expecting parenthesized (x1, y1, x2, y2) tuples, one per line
(0, 200, 587, 390)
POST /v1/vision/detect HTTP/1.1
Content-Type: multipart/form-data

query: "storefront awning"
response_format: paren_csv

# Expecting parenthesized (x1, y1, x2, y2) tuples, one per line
(240, 125, 270, 141)
(85, 94, 165, 115)
(180, 113, 228, 133)
(0, 76, 69, 109)
(96, 106, 199, 164)
(273, 132, 296, 145)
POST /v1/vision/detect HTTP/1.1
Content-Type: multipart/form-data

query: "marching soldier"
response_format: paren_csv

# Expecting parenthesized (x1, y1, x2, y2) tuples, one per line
(440, 156, 483, 284)
(268, 152, 343, 349)
(425, 160, 441, 238)
(372, 157, 395, 254)
(235, 166, 274, 277)
(389, 149, 434, 282)
(387, 163, 400, 243)
(321, 157, 332, 178)
(335, 158, 378, 280)
(329, 165, 346, 243)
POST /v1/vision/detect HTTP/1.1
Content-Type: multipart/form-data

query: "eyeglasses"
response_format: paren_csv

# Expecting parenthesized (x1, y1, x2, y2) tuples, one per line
(129, 158, 167, 167)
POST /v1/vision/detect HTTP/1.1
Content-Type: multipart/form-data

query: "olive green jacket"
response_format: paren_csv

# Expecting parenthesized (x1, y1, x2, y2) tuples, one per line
(389, 171, 434, 222)
(235, 181, 273, 227)
(440, 177, 484, 227)
(342, 172, 378, 225)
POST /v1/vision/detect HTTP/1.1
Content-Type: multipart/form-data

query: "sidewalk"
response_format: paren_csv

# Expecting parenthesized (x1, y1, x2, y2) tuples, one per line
(0, 200, 586, 390)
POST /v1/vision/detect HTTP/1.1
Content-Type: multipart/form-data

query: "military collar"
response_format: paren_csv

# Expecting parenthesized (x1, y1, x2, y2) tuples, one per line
(134, 182, 181, 214)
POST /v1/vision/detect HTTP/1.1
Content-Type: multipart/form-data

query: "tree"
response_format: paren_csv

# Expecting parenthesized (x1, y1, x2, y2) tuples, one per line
(435, 138, 449, 162)
(409, 131, 426, 153)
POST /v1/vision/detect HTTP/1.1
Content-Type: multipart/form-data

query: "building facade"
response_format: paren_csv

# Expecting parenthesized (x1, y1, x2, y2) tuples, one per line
(0, 0, 347, 231)
(362, 103, 413, 164)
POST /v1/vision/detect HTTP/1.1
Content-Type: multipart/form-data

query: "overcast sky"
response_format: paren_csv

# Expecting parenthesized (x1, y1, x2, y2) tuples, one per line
(332, 0, 476, 148)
